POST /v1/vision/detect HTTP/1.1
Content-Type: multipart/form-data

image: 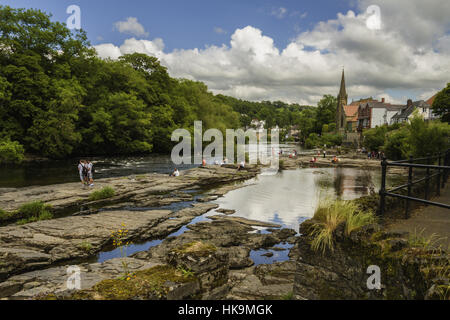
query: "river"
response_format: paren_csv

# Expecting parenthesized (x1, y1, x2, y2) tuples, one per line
(1, 147, 403, 266)
(0, 144, 304, 188)
(96, 166, 403, 266)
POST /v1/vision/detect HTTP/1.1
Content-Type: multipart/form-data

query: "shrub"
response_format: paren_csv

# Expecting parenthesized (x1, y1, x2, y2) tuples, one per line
(0, 139, 25, 164)
(15, 201, 53, 224)
(89, 186, 115, 201)
(363, 126, 387, 151)
(18, 201, 52, 219)
(383, 127, 410, 160)
(310, 199, 376, 254)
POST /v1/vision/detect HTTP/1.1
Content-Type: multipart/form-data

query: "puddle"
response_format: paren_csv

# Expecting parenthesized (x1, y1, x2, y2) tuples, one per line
(250, 242, 294, 266)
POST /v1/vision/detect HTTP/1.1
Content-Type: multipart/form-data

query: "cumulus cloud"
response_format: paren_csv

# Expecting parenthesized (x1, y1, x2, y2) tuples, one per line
(271, 7, 287, 19)
(114, 17, 149, 37)
(95, 0, 450, 105)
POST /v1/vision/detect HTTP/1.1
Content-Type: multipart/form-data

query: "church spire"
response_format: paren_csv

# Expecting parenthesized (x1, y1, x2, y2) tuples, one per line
(336, 68, 348, 132)
(338, 68, 347, 99)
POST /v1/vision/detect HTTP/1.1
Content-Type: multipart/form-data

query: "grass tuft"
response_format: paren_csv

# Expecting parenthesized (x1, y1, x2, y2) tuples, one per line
(89, 186, 115, 201)
(310, 199, 376, 254)
(15, 201, 53, 225)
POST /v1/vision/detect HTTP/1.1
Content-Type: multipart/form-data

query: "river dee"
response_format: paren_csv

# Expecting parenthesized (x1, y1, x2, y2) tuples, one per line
(0, 144, 302, 188)
(211, 167, 388, 231)
(97, 167, 403, 264)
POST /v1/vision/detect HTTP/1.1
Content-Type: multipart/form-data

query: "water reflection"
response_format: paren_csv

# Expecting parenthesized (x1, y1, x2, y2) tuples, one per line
(212, 168, 399, 231)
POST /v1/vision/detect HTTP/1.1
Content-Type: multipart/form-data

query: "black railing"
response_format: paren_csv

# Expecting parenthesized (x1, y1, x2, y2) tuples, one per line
(379, 149, 450, 218)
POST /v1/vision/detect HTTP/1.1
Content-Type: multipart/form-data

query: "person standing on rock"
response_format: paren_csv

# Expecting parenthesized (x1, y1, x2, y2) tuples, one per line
(78, 160, 86, 186)
(87, 160, 94, 187)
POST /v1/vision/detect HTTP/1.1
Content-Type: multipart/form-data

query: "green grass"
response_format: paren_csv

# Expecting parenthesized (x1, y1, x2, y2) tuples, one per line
(281, 291, 294, 300)
(15, 201, 53, 225)
(310, 199, 376, 254)
(88, 186, 115, 201)
(408, 228, 443, 250)
(78, 241, 93, 252)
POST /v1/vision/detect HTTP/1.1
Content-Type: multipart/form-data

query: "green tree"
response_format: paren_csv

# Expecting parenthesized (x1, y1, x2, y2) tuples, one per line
(432, 83, 450, 123)
(315, 95, 337, 133)
(363, 126, 387, 151)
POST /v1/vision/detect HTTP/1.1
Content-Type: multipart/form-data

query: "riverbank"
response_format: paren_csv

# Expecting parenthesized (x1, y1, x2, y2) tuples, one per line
(0, 165, 259, 281)
(1, 161, 440, 300)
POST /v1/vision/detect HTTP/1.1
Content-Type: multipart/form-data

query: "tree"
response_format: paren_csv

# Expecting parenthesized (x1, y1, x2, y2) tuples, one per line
(315, 95, 337, 133)
(363, 126, 388, 151)
(432, 83, 450, 122)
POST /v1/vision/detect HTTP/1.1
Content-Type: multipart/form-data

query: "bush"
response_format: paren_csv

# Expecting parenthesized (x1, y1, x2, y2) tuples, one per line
(363, 126, 387, 151)
(0, 139, 25, 164)
(383, 127, 410, 160)
(16, 201, 53, 224)
(89, 186, 115, 201)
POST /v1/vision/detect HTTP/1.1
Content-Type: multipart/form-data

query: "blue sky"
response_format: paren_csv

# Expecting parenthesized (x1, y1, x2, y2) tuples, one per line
(1, 0, 449, 104)
(0, 0, 352, 50)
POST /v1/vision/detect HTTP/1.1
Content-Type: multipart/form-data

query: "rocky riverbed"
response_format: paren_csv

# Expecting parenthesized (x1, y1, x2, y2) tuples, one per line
(0, 164, 304, 299)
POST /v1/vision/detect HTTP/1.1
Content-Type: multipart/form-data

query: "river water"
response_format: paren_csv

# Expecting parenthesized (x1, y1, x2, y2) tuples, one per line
(1, 147, 403, 266)
(0, 144, 304, 188)
(97, 166, 403, 265)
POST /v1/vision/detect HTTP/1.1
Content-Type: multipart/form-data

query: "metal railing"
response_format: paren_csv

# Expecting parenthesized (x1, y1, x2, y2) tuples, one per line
(379, 149, 450, 218)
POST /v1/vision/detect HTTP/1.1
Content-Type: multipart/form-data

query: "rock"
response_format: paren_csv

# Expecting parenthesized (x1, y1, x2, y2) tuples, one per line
(208, 215, 281, 228)
(261, 252, 274, 257)
(216, 208, 236, 215)
(225, 247, 253, 269)
(387, 239, 408, 252)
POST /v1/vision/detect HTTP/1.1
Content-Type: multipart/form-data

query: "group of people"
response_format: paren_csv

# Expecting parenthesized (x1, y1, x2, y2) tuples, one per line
(367, 150, 385, 160)
(78, 160, 94, 187)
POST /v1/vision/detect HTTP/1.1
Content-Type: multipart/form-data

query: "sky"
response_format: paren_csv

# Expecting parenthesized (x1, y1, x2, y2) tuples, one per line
(1, 0, 449, 105)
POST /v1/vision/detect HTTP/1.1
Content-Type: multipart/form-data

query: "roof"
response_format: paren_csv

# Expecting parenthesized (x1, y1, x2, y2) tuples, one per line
(392, 105, 415, 120)
(391, 100, 430, 120)
(350, 98, 378, 106)
(426, 94, 437, 106)
(344, 105, 359, 122)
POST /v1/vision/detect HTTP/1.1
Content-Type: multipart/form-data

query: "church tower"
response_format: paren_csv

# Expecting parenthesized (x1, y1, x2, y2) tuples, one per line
(336, 69, 348, 133)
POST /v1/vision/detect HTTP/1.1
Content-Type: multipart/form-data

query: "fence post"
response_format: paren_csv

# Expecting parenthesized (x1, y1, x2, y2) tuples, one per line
(437, 152, 441, 196)
(379, 157, 387, 216)
(445, 149, 450, 185)
(405, 155, 413, 219)
(442, 150, 447, 188)
(425, 153, 430, 200)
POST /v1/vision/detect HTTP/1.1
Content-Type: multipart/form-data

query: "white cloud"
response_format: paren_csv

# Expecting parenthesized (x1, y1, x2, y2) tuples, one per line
(95, 0, 450, 105)
(114, 17, 149, 37)
(271, 7, 287, 19)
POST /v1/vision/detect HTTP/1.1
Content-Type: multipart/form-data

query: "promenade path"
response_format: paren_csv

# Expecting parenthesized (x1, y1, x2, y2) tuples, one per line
(387, 184, 450, 249)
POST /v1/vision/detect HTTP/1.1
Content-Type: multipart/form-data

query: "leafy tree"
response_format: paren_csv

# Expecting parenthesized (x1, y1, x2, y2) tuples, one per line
(363, 126, 388, 151)
(383, 127, 410, 160)
(432, 83, 450, 122)
(0, 139, 24, 164)
(315, 95, 337, 133)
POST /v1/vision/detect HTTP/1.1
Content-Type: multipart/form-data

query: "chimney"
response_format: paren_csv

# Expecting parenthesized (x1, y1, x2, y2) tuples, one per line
(407, 99, 413, 107)
(381, 98, 385, 103)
